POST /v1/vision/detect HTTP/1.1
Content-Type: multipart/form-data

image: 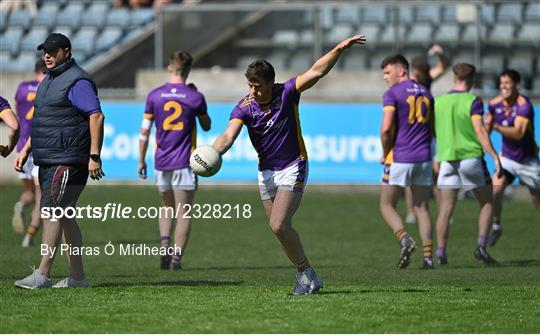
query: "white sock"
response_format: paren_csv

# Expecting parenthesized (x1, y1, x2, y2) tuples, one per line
(492, 222, 502, 231)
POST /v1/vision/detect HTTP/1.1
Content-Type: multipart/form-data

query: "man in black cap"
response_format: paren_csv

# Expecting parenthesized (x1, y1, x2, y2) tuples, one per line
(14, 33, 105, 289)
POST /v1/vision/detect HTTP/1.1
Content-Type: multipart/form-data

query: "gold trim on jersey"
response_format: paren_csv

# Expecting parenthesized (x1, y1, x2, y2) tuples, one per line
(0, 108, 13, 117)
(293, 104, 308, 161)
(143, 113, 154, 120)
(230, 118, 244, 125)
(239, 97, 254, 108)
(489, 96, 503, 105)
(471, 115, 482, 120)
(383, 106, 396, 112)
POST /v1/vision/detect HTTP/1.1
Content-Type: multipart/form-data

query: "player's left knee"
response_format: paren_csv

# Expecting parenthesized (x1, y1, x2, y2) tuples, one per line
(269, 220, 288, 235)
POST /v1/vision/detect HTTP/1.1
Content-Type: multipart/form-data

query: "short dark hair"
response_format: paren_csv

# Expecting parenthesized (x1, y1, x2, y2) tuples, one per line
(34, 59, 46, 73)
(380, 54, 409, 72)
(169, 50, 193, 77)
(499, 69, 521, 84)
(245, 59, 275, 83)
(452, 63, 476, 86)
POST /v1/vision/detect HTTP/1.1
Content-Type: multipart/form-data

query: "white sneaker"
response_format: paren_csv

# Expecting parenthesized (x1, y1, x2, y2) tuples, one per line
(21, 235, 33, 247)
(405, 212, 417, 224)
(15, 268, 52, 289)
(12, 201, 24, 234)
(53, 276, 89, 288)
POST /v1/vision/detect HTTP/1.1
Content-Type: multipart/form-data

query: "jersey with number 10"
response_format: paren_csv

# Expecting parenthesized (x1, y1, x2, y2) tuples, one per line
(144, 83, 207, 171)
(382, 79, 434, 163)
(15, 80, 39, 152)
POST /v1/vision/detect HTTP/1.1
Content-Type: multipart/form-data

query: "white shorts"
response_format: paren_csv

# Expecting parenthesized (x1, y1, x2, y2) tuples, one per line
(500, 156, 540, 194)
(382, 161, 433, 187)
(438, 157, 491, 190)
(258, 160, 308, 200)
(18, 154, 38, 180)
(155, 168, 197, 192)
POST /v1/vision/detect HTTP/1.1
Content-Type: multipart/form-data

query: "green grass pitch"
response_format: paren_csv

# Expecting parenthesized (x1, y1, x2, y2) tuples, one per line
(1, 185, 539, 333)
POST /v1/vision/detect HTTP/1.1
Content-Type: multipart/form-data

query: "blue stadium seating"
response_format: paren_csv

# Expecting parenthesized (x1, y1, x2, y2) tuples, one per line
(415, 5, 441, 23)
(54, 26, 74, 40)
(325, 23, 354, 43)
(497, 3, 523, 23)
(8, 9, 32, 30)
(0, 26, 23, 56)
(289, 50, 312, 71)
(107, 8, 130, 28)
(362, 5, 387, 24)
(72, 27, 98, 58)
(130, 8, 154, 28)
(56, 2, 85, 29)
(82, 2, 108, 27)
(11, 51, 37, 72)
(95, 27, 123, 52)
(33, 3, 59, 30)
(0, 11, 6, 33)
(434, 23, 460, 42)
(21, 26, 49, 51)
(519, 23, 540, 45)
(407, 23, 433, 43)
(524, 2, 540, 21)
(487, 23, 515, 43)
(272, 30, 299, 45)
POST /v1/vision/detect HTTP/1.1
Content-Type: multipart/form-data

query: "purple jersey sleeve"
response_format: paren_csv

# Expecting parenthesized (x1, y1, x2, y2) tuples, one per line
(470, 97, 484, 116)
(382, 90, 396, 109)
(0, 96, 12, 112)
(68, 80, 101, 116)
(283, 77, 300, 102)
(143, 90, 155, 120)
(517, 99, 533, 120)
(197, 95, 207, 116)
(230, 105, 248, 122)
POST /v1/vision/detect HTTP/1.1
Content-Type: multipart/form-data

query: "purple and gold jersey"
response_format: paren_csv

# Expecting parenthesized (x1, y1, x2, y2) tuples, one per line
(383, 79, 434, 163)
(489, 95, 538, 163)
(14, 80, 39, 152)
(144, 83, 207, 171)
(230, 77, 307, 171)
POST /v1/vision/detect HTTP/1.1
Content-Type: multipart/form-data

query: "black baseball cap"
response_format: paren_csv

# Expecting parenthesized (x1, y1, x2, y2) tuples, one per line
(37, 33, 71, 53)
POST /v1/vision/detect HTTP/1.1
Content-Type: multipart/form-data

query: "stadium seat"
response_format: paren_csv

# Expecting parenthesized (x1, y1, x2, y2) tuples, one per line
(319, 5, 334, 29)
(343, 50, 368, 69)
(524, 2, 540, 22)
(358, 25, 380, 42)
(289, 50, 312, 71)
(486, 23, 515, 44)
(518, 23, 540, 45)
(130, 8, 154, 27)
(406, 23, 433, 43)
(11, 51, 37, 72)
(441, 5, 456, 22)
(415, 5, 441, 23)
(20, 26, 49, 51)
(334, 6, 360, 24)
(54, 26, 74, 40)
(56, 2, 85, 29)
(362, 5, 387, 24)
(380, 25, 405, 43)
(266, 51, 289, 70)
(397, 6, 415, 24)
(434, 23, 460, 42)
(107, 8, 131, 28)
(33, 3, 59, 29)
(481, 55, 504, 74)
(325, 23, 354, 43)
(461, 24, 485, 42)
(507, 54, 534, 74)
(299, 29, 314, 44)
(481, 4, 496, 25)
(0, 51, 12, 71)
(272, 30, 299, 45)
(72, 27, 98, 58)
(0, 27, 24, 56)
(497, 3, 523, 23)
(81, 2, 109, 27)
(8, 9, 33, 30)
(95, 27, 124, 52)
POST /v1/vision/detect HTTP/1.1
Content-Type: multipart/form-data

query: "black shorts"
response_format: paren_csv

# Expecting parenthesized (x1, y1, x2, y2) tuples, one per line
(39, 164, 89, 209)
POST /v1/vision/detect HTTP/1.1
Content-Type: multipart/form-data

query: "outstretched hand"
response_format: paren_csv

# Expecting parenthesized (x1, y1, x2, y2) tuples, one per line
(338, 34, 367, 50)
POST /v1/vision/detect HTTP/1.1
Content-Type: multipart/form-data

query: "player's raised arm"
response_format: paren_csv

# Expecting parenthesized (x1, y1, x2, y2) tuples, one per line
(0, 108, 20, 157)
(296, 34, 366, 92)
(213, 119, 243, 156)
(428, 44, 448, 81)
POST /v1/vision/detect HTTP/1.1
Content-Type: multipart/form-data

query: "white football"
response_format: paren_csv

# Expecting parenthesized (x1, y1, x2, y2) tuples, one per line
(189, 145, 222, 177)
